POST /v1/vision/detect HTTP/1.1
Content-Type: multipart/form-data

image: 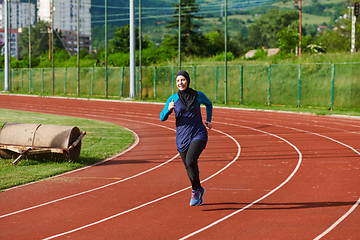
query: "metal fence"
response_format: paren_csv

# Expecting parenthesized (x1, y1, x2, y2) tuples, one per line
(1, 62, 360, 109)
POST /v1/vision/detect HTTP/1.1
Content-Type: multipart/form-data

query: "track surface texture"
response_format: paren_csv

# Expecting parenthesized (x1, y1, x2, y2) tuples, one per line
(0, 94, 360, 240)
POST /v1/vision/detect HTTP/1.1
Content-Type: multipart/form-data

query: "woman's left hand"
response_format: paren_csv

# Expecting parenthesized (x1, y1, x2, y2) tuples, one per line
(205, 121, 213, 131)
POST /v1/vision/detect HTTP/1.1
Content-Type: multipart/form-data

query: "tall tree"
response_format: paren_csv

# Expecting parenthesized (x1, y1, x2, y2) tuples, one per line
(18, 21, 63, 59)
(247, 9, 299, 49)
(109, 24, 151, 53)
(164, 0, 206, 56)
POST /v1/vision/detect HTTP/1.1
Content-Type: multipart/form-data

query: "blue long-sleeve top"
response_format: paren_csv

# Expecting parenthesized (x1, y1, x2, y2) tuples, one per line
(160, 91, 213, 152)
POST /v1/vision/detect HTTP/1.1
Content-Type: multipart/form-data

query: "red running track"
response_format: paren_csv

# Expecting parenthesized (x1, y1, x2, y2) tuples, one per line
(0, 94, 360, 240)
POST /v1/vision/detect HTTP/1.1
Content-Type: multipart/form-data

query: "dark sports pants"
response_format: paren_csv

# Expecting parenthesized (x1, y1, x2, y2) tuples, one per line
(179, 140, 206, 190)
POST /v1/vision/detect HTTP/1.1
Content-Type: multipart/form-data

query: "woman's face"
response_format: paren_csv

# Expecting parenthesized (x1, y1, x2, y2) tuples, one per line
(176, 75, 188, 91)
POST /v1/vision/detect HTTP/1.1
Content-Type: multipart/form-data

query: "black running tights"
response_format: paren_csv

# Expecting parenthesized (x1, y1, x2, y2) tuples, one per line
(179, 140, 206, 190)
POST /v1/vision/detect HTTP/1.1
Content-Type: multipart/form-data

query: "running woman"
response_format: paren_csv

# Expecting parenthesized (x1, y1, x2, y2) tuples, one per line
(160, 70, 213, 206)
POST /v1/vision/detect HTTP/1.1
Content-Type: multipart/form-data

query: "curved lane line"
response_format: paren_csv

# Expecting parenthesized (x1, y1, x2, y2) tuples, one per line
(5, 126, 140, 192)
(179, 122, 303, 240)
(6, 99, 359, 238)
(0, 121, 178, 219)
(212, 119, 360, 240)
(42, 128, 241, 240)
(314, 198, 360, 240)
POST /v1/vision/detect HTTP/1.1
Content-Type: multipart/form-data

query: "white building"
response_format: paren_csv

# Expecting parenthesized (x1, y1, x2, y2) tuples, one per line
(0, 0, 36, 29)
(0, 1, 35, 58)
(37, 0, 91, 54)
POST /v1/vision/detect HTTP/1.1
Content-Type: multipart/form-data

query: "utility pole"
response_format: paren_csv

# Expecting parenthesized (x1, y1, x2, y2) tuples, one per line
(105, 0, 108, 98)
(129, 0, 136, 98)
(351, 2, 359, 53)
(29, 0, 31, 84)
(49, 1, 51, 60)
(139, 0, 142, 99)
(52, 0, 54, 95)
(178, 0, 181, 71)
(224, 0, 228, 104)
(299, 0, 302, 57)
(4, 0, 10, 92)
(77, 0, 80, 96)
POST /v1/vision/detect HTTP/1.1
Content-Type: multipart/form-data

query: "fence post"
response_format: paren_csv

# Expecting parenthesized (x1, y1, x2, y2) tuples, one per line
(41, 69, 44, 93)
(136, 67, 139, 95)
(91, 68, 94, 97)
(105, 67, 109, 98)
(29, 69, 32, 93)
(193, 66, 196, 89)
(64, 68, 67, 95)
(240, 65, 243, 105)
(215, 66, 218, 103)
(30, 69, 33, 93)
(172, 66, 175, 94)
(120, 67, 124, 98)
(153, 67, 156, 99)
(11, 70, 14, 91)
(267, 65, 271, 106)
(297, 64, 301, 107)
(330, 63, 336, 110)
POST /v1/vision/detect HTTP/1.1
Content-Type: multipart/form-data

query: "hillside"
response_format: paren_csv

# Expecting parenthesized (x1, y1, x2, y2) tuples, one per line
(89, 0, 350, 49)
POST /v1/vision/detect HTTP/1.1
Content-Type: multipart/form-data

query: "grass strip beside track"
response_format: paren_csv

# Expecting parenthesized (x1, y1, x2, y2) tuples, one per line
(0, 109, 134, 190)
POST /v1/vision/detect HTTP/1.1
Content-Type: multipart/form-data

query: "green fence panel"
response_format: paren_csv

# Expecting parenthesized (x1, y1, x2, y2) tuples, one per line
(270, 64, 299, 106)
(11, 69, 23, 92)
(78, 67, 93, 96)
(0, 70, 4, 91)
(64, 68, 78, 95)
(154, 66, 173, 100)
(92, 68, 106, 96)
(122, 67, 131, 98)
(334, 63, 360, 109)
(301, 63, 332, 108)
(106, 67, 122, 97)
(242, 65, 268, 105)
(215, 65, 226, 104)
(139, 66, 156, 99)
(31, 68, 48, 94)
(3, 63, 360, 110)
(53, 68, 66, 95)
(195, 65, 216, 102)
(225, 65, 241, 104)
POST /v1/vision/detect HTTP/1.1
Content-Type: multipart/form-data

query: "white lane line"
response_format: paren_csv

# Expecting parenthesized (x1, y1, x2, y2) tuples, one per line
(179, 123, 303, 240)
(212, 119, 360, 240)
(313, 198, 360, 240)
(42, 128, 241, 240)
(0, 121, 177, 219)
(5, 96, 360, 238)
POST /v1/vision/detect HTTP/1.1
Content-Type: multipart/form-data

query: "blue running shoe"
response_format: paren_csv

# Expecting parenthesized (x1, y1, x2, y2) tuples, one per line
(199, 186, 205, 205)
(190, 187, 205, 206)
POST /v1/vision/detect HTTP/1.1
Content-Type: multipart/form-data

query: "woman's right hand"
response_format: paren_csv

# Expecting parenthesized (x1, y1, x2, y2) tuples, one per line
(168, 99, 175, 111)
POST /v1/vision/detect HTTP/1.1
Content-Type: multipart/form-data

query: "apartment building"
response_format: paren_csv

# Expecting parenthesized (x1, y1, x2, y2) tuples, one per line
(0, 1, 35, 58)
(37, 0, 91, 54)
(0, 0, 36, 29)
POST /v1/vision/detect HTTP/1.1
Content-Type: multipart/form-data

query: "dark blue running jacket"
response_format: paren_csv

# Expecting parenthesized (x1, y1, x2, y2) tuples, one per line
(160, 91, 213, 152)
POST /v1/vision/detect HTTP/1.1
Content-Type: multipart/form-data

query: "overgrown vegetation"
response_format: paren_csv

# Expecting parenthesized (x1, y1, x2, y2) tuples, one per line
(5, 0, 359, 69)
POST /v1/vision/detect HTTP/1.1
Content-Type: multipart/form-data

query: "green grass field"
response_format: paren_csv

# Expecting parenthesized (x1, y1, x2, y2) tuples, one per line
(0, 109, 134, 190)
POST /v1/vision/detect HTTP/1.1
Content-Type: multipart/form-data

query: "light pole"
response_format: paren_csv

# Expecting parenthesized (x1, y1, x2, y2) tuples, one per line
(299, 0, 302, 57)
(178, 0, 181, 71)
(139, 0, 142, 99)
(4, 0, 9, 92)
(224, 0, 227, 104)
(29, 0, 31, 86)
(77, 0, 80, 96)
(105, 0, 108, 98)
(129, 0, 136, 98)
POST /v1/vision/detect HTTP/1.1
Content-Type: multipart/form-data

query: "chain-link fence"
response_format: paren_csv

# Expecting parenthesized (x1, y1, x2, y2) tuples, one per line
(2, 62, 360, 109)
